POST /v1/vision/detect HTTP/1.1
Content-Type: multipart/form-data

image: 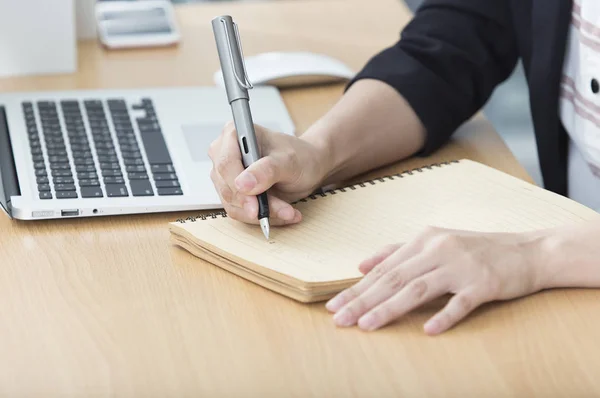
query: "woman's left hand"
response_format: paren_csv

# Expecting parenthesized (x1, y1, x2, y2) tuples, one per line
(325, 226, 550, 335)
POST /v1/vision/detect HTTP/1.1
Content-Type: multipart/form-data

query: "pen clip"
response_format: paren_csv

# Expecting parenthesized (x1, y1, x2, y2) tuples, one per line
(220, 18, 253, 90)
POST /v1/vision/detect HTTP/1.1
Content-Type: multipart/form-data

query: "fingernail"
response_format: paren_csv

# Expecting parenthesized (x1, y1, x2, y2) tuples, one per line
(333, 308, 354, 327)
(358, 313, 378, 331)
(293, 209, 302, 221)
(235, 172, 257, 191)
(277, 207, 295, 221)
(326, 295, 343, 312)
(424, 319, 440, 335)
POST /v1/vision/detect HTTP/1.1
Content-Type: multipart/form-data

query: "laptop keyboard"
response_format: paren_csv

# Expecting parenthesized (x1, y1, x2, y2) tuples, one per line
(23, 98, 183, 200)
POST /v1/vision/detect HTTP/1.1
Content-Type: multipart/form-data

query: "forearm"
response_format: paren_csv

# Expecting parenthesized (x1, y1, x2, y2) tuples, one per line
(538, 220, 600, 289)
(300, 79, 426, 185)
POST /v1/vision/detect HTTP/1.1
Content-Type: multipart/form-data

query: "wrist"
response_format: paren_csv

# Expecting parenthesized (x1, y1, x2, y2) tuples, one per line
(530, 226, 579, 291)
(299, 122, 339, 186)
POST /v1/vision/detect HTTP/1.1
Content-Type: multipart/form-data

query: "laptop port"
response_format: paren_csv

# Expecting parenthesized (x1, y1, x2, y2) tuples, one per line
(61, 209, 79, 217)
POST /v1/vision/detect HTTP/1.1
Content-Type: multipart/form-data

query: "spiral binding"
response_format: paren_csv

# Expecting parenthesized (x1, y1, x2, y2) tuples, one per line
(175, 160, 459, 223)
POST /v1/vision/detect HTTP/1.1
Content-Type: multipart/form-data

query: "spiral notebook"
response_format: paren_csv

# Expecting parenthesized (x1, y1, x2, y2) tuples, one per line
(168, 159, 599, 302)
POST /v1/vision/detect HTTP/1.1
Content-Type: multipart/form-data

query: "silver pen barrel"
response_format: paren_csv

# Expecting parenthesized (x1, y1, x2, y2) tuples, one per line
(211, 16, 249, 103)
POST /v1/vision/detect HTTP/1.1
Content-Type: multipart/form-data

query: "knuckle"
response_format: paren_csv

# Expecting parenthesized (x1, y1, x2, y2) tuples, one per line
(260, 157, 277, 181)
(223, 120, 235, 133)
(219, 186, 233, 203)
(456, 293, 475, 313)
(370, 305, 391, 325)
(430, 233, 460, 252)
(422, 225, 441, 237)
(407, 279, 428, 300)
(370, 264, 387, 279)
(216, 155, 232, 175)
(208, 140, 218, 158)
(341, 287, 360, 303)
(347, 296, 368, 317)
(382, 270, 405, 291)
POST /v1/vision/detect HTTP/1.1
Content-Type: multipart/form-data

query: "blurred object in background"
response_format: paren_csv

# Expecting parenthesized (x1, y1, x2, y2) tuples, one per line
(77, 0, 98, 40)
(95, 0, 181, 48)
(0, 0, 76, 78)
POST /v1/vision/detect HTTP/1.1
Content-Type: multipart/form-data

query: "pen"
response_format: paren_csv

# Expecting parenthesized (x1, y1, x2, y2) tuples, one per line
(212, 15, 270, 240)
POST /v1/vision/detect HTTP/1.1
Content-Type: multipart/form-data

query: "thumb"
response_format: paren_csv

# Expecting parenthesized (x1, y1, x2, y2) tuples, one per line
(234, 155, 297, 195)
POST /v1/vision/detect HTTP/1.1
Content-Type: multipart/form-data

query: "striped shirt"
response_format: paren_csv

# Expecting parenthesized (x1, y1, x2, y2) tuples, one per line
(560, 0, 600, 210)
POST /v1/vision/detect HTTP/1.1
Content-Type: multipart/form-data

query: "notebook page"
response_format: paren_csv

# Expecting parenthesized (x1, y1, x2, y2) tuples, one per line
(173, 160, 599, 284)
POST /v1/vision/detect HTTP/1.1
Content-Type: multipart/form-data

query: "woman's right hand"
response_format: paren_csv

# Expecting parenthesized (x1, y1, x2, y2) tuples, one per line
(208, 122, 331, 226)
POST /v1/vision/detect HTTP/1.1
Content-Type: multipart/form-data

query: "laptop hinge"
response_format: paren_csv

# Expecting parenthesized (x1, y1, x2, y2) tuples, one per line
(0, 106, 21, 218)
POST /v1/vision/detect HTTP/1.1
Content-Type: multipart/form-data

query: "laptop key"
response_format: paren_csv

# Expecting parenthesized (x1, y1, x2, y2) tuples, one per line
(153, 173, 177, 181)
(50, 164, 71, 171)
(100, 162, 121, 170)
(54, 177, 74, 184)
(37, 176, 49, 184)
(105, 184, 128, 197)
(138, 127, 172, 164)
(75, 165, 96, 173)
(157, 187, 183, 196)
(33, 162, 46, 169)
(126, 165, 146, 173)
(74, 158, 95, 166)
(96, 149, 117, 156)
(102, 170, 122, 177)
(97, 155, 119, 163)
(31, 147, 43, 155)
(155, 180, 180, 188)
(35, 169, 48, 177)
(55, 183, 76, 191)
(130, 180, 154, 197)
(52, 170, 73, 177)
(72, 151, 93, 159)
(81, 187, 103, 198)
(151, 164, 175, 173)
(121, 151, 142, 159)
(77, 172, 97, 180)
(37, 184, 51, 192)
(128, 172, 149, 180)
(56, 191, 78, 199)
(48, 156, 69, 164)
(39, 192, 52, 200)
(124, 158, 145, 166)
(79, 179, 100, 187)
(103, 176, 124, 185)
(47, 150, 67, 157)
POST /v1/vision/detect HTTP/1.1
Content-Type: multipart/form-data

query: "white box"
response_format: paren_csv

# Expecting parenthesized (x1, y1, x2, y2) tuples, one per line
(0, 0, 77, 78)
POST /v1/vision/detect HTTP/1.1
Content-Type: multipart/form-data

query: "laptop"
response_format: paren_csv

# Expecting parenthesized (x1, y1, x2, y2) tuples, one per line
(0, 86, 295, 220)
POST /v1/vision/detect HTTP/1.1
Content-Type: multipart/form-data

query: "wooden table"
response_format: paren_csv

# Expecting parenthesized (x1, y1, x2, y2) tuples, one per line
(2, 0, 600, 396)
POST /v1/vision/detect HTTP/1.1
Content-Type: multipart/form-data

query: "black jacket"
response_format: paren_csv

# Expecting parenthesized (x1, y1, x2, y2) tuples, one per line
(351, 0, 573, 196)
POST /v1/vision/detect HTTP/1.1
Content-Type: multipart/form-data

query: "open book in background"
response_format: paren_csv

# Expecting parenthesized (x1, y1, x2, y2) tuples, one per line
(169, 160, 600, 303)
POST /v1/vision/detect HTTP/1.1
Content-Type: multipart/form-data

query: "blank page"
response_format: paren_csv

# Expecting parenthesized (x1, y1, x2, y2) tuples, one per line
(170, 160, 599, 284)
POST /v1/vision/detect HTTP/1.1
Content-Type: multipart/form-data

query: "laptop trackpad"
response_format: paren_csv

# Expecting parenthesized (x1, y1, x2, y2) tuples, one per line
(181, 124, 222, 162)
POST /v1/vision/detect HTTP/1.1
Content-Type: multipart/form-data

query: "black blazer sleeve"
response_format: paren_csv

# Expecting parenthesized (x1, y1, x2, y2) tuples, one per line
(349, 0, 519, 155)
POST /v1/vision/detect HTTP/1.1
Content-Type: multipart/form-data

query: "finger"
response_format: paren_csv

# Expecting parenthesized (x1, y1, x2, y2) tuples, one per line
(224, 201, 302, 226)
(325, 239, 424, 312)
(356, 271, 450, 331)
(215, 126, 246, 203)
(235, 153, 300, 196)
(423, 286, 485, 335)
(240, 194, 302, 224)
(358, 243, 403, 274)
(331, 251, 439, 327)
(211, 168, 244, 210)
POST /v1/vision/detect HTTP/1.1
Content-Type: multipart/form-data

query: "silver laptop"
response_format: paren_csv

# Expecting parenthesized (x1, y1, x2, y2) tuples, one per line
(0, 86, 294, 220)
